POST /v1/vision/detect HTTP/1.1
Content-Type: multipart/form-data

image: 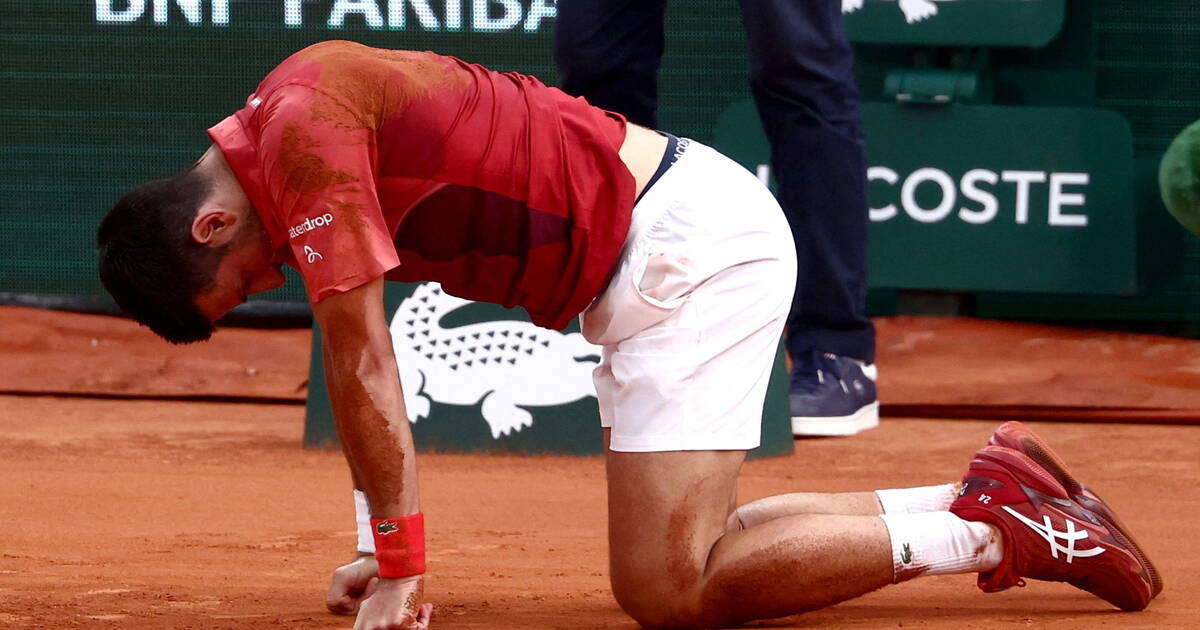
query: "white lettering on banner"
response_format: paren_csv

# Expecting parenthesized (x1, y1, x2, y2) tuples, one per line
(211, 0, 229, 24)
(867, 166, 899, 221)
(1001, 170, 1047, 225)
(329, 0, 385, 28)
(523, 0, 556, 32)
(97, 0, 145, 22)
(474, 0, 521, 32)
(1048, 172, 1089, 227)
(443, 0, 460, 30)
(155, 0, 197, 24)
(97, 0, 552, 30)
(96, 0, 229, 25)
(283, 0, 303, 26)
(281, 0, 551, 32)
(900, 167, 957, 223)
(863, 166, 1092, 228)
(959, 168, 999, 225)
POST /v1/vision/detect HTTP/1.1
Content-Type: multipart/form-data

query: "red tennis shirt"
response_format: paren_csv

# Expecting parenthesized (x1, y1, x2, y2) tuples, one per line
(207, 41, 635, 330)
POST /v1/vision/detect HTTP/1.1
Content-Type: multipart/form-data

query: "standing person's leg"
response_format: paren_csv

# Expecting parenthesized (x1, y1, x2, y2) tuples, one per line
(737, 0, 878, 437)
(553, 0, 667, 127)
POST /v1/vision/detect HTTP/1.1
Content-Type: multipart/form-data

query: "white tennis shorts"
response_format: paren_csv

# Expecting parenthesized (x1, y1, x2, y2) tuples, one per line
(581, 139, 797, 453)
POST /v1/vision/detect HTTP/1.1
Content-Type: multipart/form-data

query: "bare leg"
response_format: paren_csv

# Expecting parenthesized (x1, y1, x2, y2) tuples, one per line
(607, 444, 895, 628)
(736, 491, 883, 528)
(736, 480, 962, 528)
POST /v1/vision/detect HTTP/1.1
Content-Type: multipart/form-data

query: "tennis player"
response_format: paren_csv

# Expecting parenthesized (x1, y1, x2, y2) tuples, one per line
(97, 42, 1159, 629)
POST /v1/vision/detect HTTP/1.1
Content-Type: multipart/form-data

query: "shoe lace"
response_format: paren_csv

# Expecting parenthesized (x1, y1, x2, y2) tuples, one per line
(790, 350, 847, 394)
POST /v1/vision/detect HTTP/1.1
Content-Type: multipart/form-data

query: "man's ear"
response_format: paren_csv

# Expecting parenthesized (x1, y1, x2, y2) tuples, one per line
(191, 207, 239, 247)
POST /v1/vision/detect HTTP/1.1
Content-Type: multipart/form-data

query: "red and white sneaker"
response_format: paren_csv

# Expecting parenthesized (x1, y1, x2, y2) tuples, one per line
(987, 421, 1162, 603)
(950, 445, 1159, 611)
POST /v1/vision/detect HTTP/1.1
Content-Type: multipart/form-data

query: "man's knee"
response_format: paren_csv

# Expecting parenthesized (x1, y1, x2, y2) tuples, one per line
(610, 569, 709, 629)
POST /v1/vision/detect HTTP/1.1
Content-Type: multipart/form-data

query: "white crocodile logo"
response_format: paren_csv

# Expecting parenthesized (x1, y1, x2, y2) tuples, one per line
(388, 283, 601, 439)
(842, 0, 960, 24)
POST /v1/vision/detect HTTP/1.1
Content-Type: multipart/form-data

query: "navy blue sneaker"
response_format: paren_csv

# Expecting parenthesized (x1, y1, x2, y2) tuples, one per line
(789, 351, 879, 436)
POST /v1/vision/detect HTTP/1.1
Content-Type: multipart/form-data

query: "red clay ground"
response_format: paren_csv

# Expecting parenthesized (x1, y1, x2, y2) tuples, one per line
(1, 395, 1196, 629)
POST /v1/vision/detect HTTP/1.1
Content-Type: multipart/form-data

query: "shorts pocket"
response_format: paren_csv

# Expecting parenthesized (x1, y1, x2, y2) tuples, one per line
(582, 244, 699, 346)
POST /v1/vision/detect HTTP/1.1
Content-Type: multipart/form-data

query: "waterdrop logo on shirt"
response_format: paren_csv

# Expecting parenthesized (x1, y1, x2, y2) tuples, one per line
(288, 212, 335, 239)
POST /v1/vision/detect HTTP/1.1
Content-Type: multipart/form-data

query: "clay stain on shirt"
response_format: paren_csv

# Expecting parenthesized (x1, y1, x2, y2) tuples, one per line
(301, 43, 472, 126)
(279, 124, 359, 193)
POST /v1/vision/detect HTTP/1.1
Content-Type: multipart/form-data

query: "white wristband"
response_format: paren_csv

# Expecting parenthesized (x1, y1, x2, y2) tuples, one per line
(354, 489, 376, 554)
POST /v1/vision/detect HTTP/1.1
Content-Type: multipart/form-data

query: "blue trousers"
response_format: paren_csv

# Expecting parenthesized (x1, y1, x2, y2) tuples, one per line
(554, 0, 876, 363)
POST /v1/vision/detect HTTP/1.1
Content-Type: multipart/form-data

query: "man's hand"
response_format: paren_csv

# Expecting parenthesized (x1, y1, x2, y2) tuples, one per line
(353, 576, 432, 630)
(326, 554, 381, 615)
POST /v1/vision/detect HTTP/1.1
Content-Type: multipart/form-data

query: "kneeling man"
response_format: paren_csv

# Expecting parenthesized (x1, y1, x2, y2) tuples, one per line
(98, 41, 1159, 630)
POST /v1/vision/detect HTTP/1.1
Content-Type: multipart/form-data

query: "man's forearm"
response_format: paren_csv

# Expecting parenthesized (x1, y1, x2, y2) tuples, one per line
(323, 342, 420, 517)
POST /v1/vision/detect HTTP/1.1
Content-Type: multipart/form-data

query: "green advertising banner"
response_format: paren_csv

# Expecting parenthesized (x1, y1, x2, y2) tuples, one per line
(843, 0, 1066, 48)
(714, 100, 1136, 294)
(305, 282, 795, 457)
(2, 2, 753, 299)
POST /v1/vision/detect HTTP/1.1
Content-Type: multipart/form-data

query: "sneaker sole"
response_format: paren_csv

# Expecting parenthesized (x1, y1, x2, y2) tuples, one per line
(791, 401, 879, 437)
(987, 422, 1163, 604)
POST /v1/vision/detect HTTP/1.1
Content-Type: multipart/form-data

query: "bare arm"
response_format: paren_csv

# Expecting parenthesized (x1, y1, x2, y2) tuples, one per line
(314, 276, 418, 517)
(313, 276, 431, 629)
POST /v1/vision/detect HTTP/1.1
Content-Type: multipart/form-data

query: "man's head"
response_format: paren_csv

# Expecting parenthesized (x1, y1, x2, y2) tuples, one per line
(97, 148, 286, 343)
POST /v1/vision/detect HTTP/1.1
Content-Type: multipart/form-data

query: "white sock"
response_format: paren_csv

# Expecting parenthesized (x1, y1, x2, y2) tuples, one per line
(876, 483, 960, 515)
(879, 511, 1003, 582)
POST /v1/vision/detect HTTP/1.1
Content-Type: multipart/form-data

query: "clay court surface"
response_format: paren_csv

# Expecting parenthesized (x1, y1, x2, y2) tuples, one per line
(2, 308, 1199, 629)
(1, 400, 1197, 630)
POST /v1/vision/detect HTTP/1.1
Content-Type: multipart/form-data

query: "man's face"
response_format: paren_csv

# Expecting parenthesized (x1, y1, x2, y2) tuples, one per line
(193, 231, 286, 324)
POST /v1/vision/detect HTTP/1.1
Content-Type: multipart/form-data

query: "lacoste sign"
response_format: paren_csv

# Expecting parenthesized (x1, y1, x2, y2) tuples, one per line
(303, 281, 795, 457)
(388, 283, 600, 439)
(843, 0, 1066, 48)
(843, 0, 960, 25)
(868, 167, 1090, 227)
(713, 100, 1135, 295)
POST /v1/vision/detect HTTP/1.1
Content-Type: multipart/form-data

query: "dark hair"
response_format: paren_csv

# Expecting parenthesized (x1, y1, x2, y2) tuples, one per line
(97, 166, 226, 344)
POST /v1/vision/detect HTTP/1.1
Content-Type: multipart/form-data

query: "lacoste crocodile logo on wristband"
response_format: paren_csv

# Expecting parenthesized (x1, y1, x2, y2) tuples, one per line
(375, 520, 400, 535)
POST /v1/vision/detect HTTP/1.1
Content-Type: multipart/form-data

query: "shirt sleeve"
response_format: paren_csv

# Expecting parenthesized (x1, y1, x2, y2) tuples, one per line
(256, 84, 400, 303)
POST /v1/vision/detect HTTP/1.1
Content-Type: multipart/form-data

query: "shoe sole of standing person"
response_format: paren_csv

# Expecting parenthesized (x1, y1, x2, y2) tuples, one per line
(950, 444, 1160, 611)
